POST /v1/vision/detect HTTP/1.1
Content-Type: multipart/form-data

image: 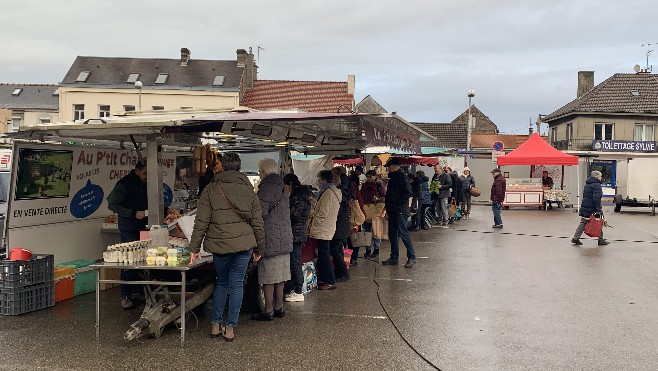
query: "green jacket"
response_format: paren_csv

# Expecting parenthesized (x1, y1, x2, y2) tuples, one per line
(189, 170, 265, 255)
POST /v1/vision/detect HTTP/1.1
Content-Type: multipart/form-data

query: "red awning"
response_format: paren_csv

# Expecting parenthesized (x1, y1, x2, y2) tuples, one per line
(332, 157, 364, 165)
(398, 156, 439, 166)
(497, 133, 578, 166)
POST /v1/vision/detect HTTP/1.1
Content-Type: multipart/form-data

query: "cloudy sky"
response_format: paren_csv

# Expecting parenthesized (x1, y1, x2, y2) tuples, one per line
(2, 0, 657, 133)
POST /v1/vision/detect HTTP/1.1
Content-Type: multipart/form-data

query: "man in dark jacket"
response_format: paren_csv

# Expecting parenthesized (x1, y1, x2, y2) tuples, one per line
(382, 158, 416, 268)
(431, 165, 452, 228)
(107, 161, 148, 310)
(490, 168, 506, 228)
(409, 173, 422, 230)
(572, 170, 609, 246)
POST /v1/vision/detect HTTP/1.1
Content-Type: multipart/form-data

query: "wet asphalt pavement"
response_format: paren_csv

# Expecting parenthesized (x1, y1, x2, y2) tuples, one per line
(1, 204, 658, 370)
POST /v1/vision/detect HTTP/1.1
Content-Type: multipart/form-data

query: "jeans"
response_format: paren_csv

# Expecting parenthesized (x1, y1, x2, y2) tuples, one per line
(492, 202, 503, 226)
(573, 217, 604, 240)
(362, 222, 380, 252)
(434, 197, 449, 224)
(388, 214, 416, 261)
(462, 191, 472, 215)
(316, 239, 335, 285)
(119, 230, 141, 298)
(330, 238, 349, 279)
(211, 248, 253, 327)
(290, 242, 304, 294)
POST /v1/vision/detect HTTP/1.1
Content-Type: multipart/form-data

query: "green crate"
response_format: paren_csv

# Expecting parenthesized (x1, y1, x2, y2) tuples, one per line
(58, 260, 96, 296)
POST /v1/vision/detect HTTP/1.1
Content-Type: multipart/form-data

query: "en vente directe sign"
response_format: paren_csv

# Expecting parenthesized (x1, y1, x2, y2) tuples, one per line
(592, 140, 657, 153)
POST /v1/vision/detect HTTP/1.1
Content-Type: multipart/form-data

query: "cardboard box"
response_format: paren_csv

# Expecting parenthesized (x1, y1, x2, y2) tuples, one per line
(99, 268, 121, 291)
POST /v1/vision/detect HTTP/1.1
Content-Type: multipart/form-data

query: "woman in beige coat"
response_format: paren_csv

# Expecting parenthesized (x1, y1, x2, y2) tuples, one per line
(308, 170, 342, 290)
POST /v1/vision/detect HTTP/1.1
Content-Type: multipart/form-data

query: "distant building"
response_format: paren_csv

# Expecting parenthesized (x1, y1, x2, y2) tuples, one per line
(414, 105, 499, 150)
(0, 84, 59, 133)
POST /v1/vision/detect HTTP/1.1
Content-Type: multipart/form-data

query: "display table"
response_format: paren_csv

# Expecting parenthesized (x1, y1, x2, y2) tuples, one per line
(90, 257, 213, 347)
(543, 189, 570, 209)
(503, 178, 544, 208)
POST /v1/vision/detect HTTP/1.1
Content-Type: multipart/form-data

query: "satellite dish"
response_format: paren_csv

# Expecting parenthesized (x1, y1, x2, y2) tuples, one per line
(634, 64, 641, 73)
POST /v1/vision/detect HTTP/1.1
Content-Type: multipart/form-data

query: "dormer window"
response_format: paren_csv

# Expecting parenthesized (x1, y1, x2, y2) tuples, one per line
(213, 76, 225, 86)
(11, 88, 23, 96)
(76, 71, 90, 82)
(631, 90, 640, 97)
(155, 73, 168, 84)
(127, 73, 140, 83)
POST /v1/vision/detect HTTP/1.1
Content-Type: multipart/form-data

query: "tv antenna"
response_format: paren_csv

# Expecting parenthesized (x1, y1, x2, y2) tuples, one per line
(257, 45, 265, 65)
(641, 43, 657, 71)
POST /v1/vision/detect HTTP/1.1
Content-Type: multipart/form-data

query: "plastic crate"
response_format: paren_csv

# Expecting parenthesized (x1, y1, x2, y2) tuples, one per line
(0, 281, 55, 315)
(55, 276, 75, 303)
(58, 260, 96, 296)
(0, 255, 55, 289)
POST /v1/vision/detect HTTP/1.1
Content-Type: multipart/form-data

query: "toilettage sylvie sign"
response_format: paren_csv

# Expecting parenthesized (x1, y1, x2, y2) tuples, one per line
(592, 140, 657, 152)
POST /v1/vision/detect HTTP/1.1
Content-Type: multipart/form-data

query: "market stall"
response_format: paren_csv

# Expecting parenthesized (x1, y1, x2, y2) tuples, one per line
(497, 133, 579, 209)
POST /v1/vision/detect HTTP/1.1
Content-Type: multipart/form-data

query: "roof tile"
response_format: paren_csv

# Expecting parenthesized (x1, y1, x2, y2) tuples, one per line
(241, 80, 353, 113)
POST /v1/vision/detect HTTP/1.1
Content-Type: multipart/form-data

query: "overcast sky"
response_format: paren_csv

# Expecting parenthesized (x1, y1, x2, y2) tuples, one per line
(3, 0, 657, 133)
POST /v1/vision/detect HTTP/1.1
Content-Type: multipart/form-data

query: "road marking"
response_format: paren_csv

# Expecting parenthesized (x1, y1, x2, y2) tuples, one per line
(302, 312, 387, 320)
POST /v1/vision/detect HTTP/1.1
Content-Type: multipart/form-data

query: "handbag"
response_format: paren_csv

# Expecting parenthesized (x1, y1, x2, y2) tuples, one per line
(301, 238, 318, 263)
(584, 213, 604, 238)
(363, 202, 385, 222)
(448, 199, 457, 217)
(349, 199, 366, 227)
(470, 186, 481, 197)
(349, 231, 373, 247)
(371, 215, 389, 240)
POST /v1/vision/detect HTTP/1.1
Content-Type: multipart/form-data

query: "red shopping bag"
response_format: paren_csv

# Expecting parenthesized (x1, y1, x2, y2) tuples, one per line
(301, 238, 318, 263)
(583, 214, 604, 238)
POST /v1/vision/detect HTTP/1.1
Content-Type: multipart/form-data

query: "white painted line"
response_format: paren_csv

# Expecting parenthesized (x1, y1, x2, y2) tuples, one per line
(417, 256, 429, 259)
(303, 312, 387, 320)
(377, 278, 412, 282)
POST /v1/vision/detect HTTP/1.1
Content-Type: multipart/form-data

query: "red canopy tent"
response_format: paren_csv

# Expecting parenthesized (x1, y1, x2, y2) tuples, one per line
(398, 156, 439, 166)
(497, 133, 578, 166)
(332, 157, 364, 166)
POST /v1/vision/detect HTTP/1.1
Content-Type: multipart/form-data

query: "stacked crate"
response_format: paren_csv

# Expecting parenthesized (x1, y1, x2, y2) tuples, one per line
(0, 254, 55, 315)
(57, 260, 97, 296)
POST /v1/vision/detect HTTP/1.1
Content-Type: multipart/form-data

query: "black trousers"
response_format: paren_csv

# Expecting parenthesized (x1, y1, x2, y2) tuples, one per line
(290, 242, 304, 294)
(329, 238, 349, 279)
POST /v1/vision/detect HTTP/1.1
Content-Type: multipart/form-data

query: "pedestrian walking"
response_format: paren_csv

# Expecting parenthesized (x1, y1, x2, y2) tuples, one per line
(381, 158, 416, 268)
(490, 168, 506, 228)
(571, 170, 609, 246)
(460, 167, 475, 219)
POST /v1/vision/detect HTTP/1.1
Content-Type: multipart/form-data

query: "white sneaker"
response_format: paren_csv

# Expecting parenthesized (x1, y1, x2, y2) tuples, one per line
(285, 292, 305, 302)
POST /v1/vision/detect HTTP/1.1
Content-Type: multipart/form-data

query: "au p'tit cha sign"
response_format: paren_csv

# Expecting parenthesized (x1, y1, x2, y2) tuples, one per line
(592, 140, 657, 153)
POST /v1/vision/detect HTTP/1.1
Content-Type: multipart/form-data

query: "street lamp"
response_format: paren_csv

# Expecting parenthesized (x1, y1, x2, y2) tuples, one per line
(134, 81, 143, 111)
(466, 89, 475, 151)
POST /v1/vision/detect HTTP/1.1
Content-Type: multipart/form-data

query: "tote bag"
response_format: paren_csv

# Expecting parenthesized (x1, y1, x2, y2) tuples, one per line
(448, 200, 457, 217)
(584, 214, 604, 238)
(349, 231, 373, 247)
(349, 199, 366, 227)
(371, 216, 389, 240)
(363, 203, 385, 222)
(470, 186, 481, 197)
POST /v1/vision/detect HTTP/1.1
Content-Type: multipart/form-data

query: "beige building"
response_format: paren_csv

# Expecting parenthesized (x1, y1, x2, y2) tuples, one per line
(58, 48, 256, 122)
(0, 84, 59, 134)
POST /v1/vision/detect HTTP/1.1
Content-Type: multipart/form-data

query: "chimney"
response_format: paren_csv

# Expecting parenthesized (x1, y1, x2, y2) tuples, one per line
(245, 48, 255, 89)
(577, 71, 594, 98)
(180, 48, 190, 66)
(236, 49, 247, 67)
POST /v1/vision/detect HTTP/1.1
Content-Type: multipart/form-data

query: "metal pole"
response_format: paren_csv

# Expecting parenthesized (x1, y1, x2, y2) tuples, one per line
(181, 271, 186, 347)
(95, 268, 100, 340)
(139, 90, 142, 112)
(467, 90, 475, 151)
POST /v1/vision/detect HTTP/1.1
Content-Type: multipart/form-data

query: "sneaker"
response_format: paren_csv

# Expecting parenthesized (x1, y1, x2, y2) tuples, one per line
(381, 258, 399, 265)
(404, 259, 416, 268)
(121, 297, 134, 310)
(598, 239, 610, 246)
(571, 238, 583, 246)
(492, 224, 503, 229)
(285, 292, 305, 302)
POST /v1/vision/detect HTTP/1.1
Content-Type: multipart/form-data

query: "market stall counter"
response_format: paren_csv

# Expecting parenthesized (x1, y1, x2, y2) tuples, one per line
(90, 256, 213, 347)
(543, 189, 570, 209)
(503, 178, 544, 208)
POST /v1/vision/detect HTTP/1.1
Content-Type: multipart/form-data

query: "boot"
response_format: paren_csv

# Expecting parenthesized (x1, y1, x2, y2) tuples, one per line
(223, 325, 234, 342)
(211, 322, 221, 338)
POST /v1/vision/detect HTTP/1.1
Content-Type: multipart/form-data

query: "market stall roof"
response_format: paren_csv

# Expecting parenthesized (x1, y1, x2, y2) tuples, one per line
(332, 157, 364, 165)
(5, 108, 435, 154)
(497, 132, 579, 166)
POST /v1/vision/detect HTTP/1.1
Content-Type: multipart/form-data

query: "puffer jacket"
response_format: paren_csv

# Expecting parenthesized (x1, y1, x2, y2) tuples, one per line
(461, 175, 475, 192)
(579, 176, 603, 218)
(257, 174, 294, 258)
(309, 184, 342, 241)
(189, 170, 265, 255)
(431, 172, 452, 199)
(490, 174, 506, 203)
(419, 175, 431, 205)
(289, 185, 314, 244)
(385, 169, 412, 216)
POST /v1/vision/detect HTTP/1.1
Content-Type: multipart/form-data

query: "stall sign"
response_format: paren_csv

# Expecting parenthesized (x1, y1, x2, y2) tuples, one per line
(363, 116, 421, 153)
(592, 140, 657, 152)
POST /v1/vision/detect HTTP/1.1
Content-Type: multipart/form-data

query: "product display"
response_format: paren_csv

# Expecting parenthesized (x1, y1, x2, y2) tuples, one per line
(503, 178, 544, 207)
(103, 240, 152, 264)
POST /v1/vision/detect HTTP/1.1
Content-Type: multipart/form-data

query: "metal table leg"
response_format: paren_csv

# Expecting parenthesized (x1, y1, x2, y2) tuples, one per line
(95, 268, 100, 340)
(181, 271, 186, 347)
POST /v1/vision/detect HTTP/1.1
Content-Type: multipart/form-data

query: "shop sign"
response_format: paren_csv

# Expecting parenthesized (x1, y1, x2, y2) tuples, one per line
(592, 140, 657, 152)
(363, 116, 421, 153)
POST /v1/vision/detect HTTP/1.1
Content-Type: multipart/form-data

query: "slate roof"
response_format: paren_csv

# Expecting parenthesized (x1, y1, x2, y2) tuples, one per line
(355, 95, 387, 114)
(241, 80, 353, 113)
(471, 134, 548, 149)
(60, 56, 244, 91)
(0, 84, 59, 110)
(413, 122, 467, 149)
(545, 73, 658, 121)
(451, 105, 499, 134)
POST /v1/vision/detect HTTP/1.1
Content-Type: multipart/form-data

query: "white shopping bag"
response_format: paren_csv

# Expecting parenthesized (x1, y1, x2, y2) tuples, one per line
(176, 214, 211, 256)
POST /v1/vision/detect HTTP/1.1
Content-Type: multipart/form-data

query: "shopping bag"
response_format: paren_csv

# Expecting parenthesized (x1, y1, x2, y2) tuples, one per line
(584, 214, 604, 238)
(372, 216, 389, 240)
(454, 206, 462, 219)
(349, 231, 373, 247)
(349, 199, 366, 227)
(301, 262, 317, 294)
(363, 203, 385, 222)
(470, 186, 481, 197)
(301, 238, 318, 263)
(448, 200, 457, 217)
(343, 248, 352, 269)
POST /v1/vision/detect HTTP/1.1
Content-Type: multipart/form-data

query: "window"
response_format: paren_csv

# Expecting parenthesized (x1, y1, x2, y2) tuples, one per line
(39, 118, 51, 124)
(98, 105, 111, 118)
(75, 71, 90, 82)
(566, 124, 573, 144)
(73, 104, 85, 120)
(10, 114, 23, 131)
(634, 124, 654, 141)
(180, 106, 193, 109)
(152, 106, 164, 110)
(52, 89, 59, 96)
(550, 127, 557, 145)
(123, 105, 135, 112)
(213, 76, 225, 86)
(155, 73, 168, 84)
(594, 123, 614, 140)
(11, 88, 23, 96)
(127, 73, 140, 83)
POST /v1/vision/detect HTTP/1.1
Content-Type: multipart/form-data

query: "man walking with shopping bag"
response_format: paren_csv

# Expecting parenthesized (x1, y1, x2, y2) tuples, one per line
(381, 158, 416, 268)
(572, 170, 609, 246)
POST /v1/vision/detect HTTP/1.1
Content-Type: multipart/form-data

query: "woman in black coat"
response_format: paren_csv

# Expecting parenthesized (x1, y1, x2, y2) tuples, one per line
(446, 167, 463, 209)
(331, 167, 351, 281)
(283, 173, 314, 302)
